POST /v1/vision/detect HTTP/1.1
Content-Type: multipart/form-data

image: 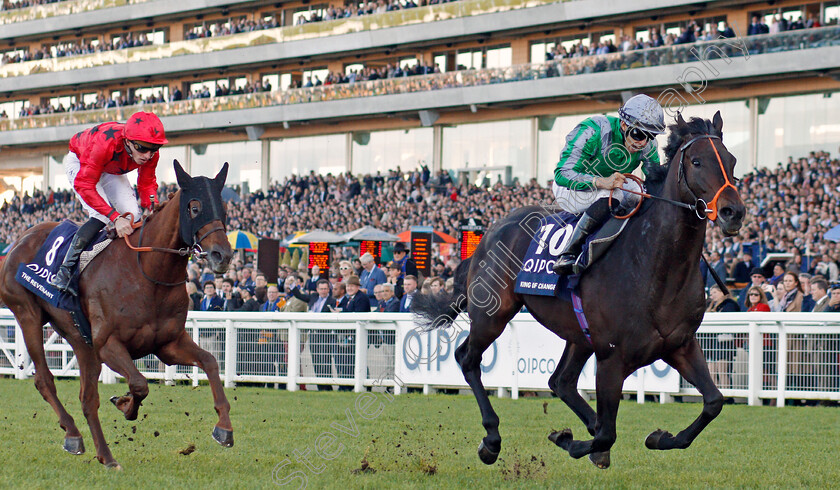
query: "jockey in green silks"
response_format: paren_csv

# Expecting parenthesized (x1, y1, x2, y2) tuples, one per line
(552, 94, 665, 275)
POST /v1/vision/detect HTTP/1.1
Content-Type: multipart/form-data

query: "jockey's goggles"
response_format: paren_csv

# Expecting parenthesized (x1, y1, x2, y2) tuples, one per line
(130, 140, 161, 155)
(626, 127, 655, 143)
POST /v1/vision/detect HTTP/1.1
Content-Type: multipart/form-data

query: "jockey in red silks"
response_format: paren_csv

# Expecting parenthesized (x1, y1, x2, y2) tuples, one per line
(49, 111, 169, 296)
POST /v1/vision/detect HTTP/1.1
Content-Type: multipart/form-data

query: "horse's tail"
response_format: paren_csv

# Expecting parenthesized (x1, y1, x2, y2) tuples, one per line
(410, 257, 471, 331)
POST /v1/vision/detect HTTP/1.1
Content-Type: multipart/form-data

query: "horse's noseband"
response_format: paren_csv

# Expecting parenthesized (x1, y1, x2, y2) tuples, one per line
(190, 225, 226, 259)
(677, 135, 737, 221)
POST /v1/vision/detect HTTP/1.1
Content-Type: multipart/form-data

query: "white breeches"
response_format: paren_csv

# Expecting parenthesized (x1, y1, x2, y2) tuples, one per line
(65, 151, 141, 224)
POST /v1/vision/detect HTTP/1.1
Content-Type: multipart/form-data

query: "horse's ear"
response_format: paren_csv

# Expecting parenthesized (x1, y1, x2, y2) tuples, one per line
(676, 111, 687, 128)
(214, 162, 229, 188)
(712, 111, 723, 136)
(174, 159, 191, 189)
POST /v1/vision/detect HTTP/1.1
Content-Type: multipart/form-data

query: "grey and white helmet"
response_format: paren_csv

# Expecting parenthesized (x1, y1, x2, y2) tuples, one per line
(618, 94, 665, 134)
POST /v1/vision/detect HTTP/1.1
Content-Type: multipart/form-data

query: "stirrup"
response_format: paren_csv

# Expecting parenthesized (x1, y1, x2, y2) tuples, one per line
(50, 268, 77, 296)
(553, 254, 578, 275)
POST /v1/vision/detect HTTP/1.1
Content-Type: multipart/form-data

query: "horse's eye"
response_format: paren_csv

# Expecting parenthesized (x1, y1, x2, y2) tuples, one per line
(692, 158, 701, 166)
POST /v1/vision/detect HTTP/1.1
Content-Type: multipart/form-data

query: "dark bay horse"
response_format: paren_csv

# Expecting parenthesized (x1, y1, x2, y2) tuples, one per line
(412, 113, 745, 468)
(0, 161, 234, 469)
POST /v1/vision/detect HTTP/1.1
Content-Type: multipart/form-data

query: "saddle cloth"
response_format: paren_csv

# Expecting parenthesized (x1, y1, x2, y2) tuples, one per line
(513, 211, 628, 297)
(14, 220, 112, 344)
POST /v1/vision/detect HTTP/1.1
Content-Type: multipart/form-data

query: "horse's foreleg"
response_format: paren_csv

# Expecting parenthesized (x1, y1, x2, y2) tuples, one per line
(547, 342, 610, 468)
(98, 337, 149, 421)
(646, 339, 723, 451)
(156, 331, 233, 447)
(554, 356, 624, 466)
(19, 317, 84, 452)
(75, 346, 120, 468)
(456, 326, 505, 465)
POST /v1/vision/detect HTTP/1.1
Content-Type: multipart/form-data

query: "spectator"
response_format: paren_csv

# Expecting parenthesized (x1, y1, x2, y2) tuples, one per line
(811, 279, 831, 312)
(385, 261, 402, 297)
(304, 265, 324, 293)
(338, 260, 354, 283)
(185, 281, 202, 311)
(706, 251, 727, 288)
(220, 278, 243, 311)
(359, 252, 387, 305)
(200, 281, 224, 311)
(428, 276, 445, 295)
(827, 286, 840, 313)
(260, 285, 284, 312)
(779, 271, 804, 312)
(737, 267, 770, 310)
(331, 282, 348, 311)
(342, 276, 371, 312)
(747, 15, 769, 35)
(799, 273, 816, 312)
(292, 279, 335, 313)
(399, 275, 418, 312)
(376, 283, 400, 312)
(767, 263, 785, 286)
(391, 242, 417, 289)
(706, 284, 739, 389)
(235, 286, 260, 311)
(769, 282, 787, 312)
(279, 277, 308, 312)
(732, 251, 756, 284)
(744, 286, 771, 312)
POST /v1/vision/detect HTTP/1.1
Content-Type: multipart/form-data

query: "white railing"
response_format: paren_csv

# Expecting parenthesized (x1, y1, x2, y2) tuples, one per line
(1, 310, 838, 405)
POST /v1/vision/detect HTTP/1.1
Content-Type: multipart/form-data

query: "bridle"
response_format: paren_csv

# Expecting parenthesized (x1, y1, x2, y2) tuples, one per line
(610, 135, 737, 221)
(122, 213, 226, 287)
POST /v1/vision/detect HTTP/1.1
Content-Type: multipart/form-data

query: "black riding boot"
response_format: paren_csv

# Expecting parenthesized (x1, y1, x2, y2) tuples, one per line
(49, 218, 105, 296)
(553, 198, 612, 276)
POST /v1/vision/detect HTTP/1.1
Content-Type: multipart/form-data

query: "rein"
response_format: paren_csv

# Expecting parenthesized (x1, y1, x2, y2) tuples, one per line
(121, 213, 225, 287)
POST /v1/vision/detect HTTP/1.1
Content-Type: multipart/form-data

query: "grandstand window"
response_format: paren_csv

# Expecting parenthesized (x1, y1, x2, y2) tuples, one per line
(663, 22, 683, 37)
(344, 63, 365, 75)
(192, 141, 262, 191)
(303, 68, 329, 86)
(758, 92, 840, 171)
(48, 95, 75, 111)
(537, 113, 595, 185)
(530, 41, 556, 63)
(141, 29, 167, 45)
(0, 99, 28, 120)
(442, 119, 530, 185)
(826, 3, 840, 24)
(433, 54, 447, 73)
(81, 93, 98, 106)
(594, 31, 615, 45)
(399, 57, 418, 70)
(292, 5, 328, 25)
(156, 146, 186, 185)
(634, 27, 653, 43)
(133, 85, 169, 103)
(486, 46, 511, 68)
(456, 45, 511, 70)
(757, 7, 804, 26)
(351, 128, 433, 176)
(270, 135, 347, 180)
(189, 79, 227, 97)
(559, 35, 589, 51)
(262, 74, 279, 92)
(234, 76, 250, 92)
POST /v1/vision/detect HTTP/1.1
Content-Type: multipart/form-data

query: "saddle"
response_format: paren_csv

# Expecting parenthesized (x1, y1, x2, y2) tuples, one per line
(14, 220, 112, 344)
(514, 212, 628, 297)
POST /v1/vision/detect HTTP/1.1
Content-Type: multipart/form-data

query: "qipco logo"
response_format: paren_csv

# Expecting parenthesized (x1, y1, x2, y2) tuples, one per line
(402, 328, 497, 373)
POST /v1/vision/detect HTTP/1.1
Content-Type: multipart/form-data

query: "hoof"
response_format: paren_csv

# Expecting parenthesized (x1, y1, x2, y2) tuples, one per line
(105, 461, 122, 470)
(548, 428, 573, 450)
(477, 439, 499, 465)
(645, 429, 673, 450)
(109, 395, 120, 406)
(589, 450, 610, 469)
(212, 426, 234, 447)
(63, 435, 85, 455)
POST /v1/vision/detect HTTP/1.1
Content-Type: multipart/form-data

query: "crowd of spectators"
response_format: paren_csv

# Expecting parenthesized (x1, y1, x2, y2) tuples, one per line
(0, 32, 152, 66)
(1, 149, 839, 311)
(1, 0, 62, 11)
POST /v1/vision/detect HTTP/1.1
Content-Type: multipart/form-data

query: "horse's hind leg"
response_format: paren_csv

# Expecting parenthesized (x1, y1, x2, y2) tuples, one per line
(156, 331, 233, 447)
(456, 313, 512, 465)
(18, 315, 85, 455)
(547, 342, 610, 468)
(645, 339, 723, 451)
(98, 337, 148, 421)
(554, 356, 625, 463)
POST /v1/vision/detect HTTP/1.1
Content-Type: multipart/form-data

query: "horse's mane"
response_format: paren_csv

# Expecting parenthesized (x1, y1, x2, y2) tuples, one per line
(645, 115, 722, 197)
(142, 191, 177, 225)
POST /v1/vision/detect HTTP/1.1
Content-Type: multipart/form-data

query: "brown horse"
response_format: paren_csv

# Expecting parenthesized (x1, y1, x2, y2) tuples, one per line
(0, 161, 233, 469)
(412, 113, 745, 468)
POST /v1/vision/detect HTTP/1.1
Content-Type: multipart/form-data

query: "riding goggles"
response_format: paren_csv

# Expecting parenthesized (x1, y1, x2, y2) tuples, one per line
(626, 127, 655, 143)
(130, 141, 161, 155)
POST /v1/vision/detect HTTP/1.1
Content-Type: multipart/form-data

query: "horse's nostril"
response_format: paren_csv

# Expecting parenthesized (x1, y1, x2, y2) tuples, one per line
(211, 251, 222, 263)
